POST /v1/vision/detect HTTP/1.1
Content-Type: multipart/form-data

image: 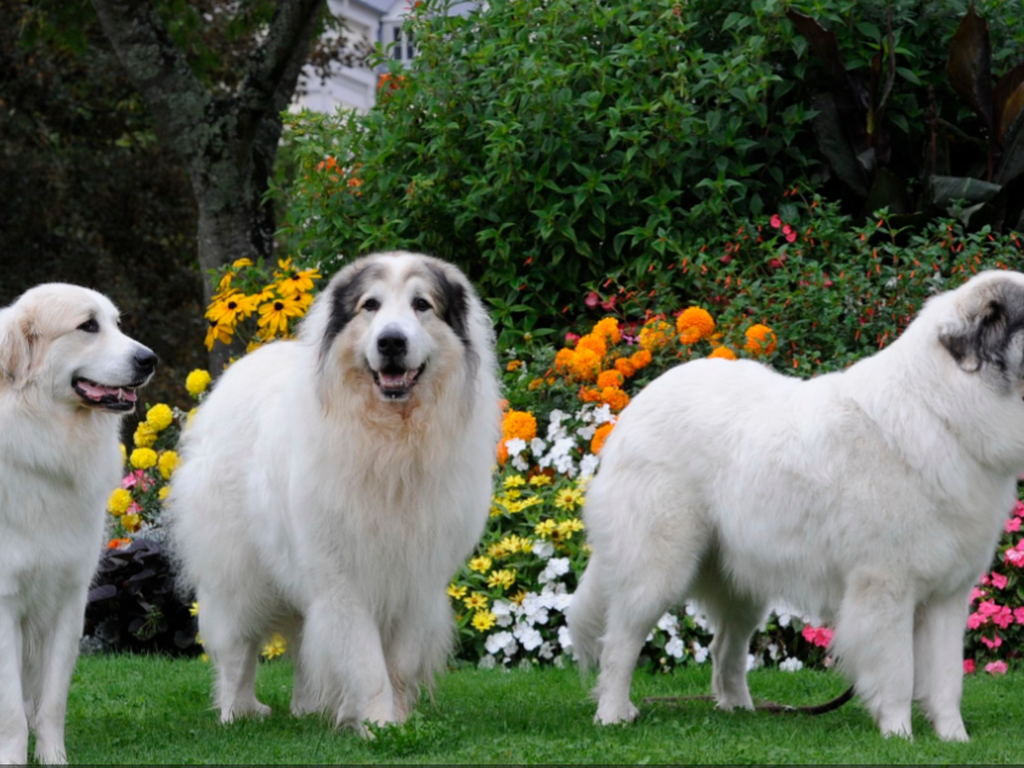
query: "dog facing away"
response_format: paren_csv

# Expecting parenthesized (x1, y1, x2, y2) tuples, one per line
(568, 270, 1024, 741)
(0, 285, 156, 765)
(168, 252, 500, 730)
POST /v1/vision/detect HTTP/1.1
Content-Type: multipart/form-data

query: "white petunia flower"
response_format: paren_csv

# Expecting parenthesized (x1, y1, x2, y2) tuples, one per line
(692, 643, 709, 664)
(657, 612, 679, 634)
(478, 654, 496, 670)
(492, 600, 516, 628)
(484, 631, 516, 656)
(505, 437, 527, 456)
(665, 636, 685, 659)
(532, 540, 555, 559)
(539, 557, 570, 584)
(578, 453, 600, 478)
(577, 425, 596, 440)
(530, 437, 546, 455)
(538, 641, 555, 660)
(514, 623, 543, 651)
(558, 624, 574, 650)
(779, 657, 804, 672)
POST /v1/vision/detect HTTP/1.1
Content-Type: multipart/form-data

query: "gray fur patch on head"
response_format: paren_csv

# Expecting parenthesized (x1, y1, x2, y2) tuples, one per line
(939, 277, 1024, 386)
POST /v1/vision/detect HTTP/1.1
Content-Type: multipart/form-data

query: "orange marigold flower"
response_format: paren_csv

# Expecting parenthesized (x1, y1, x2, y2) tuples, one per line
(744, 324, 778, 356)
(575, 333, 607, 360)
(613, 357, 636, 378)
(630, 349, 653, 369)
(497, 440, 509, 466)
(502, 410, 537, 441)
(600, 386, 630, 411)
(592, 317, 622, 345)
(579, 387, 603, 403)
(569, 348, 602, 382)
(528, 377, 545, 391)
(709, 346, 738, 360)
(554, 348, 576, 373)
(591, 423, 615, 454)
(106, 538, 131, 550)
(676, 307, 715, 344)
(639, 320, 672, 351)
(596, 369, 624, 389)
(507, 360, 523, 372)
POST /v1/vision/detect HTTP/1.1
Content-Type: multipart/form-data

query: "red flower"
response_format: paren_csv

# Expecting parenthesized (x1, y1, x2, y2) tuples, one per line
(770, 214, 782, 229)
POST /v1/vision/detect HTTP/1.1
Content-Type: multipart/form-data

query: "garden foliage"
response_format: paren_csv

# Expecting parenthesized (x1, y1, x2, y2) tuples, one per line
(275, 0, 1024, 331)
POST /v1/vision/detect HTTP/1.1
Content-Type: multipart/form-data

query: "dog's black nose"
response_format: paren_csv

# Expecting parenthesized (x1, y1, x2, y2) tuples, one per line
(377, 331, 407, 358)
(134, 348, 158, 374)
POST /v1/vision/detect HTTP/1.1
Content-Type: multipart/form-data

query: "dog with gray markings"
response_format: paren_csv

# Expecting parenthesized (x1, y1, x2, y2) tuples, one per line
(0, 285, 156, 765)
(168, 252, 500, 731)
(569, 270, 1024, 741)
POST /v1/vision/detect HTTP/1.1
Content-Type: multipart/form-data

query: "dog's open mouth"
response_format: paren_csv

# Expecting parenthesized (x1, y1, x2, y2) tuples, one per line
(371, 364, 426, 401)
(72, 377, 141, 412)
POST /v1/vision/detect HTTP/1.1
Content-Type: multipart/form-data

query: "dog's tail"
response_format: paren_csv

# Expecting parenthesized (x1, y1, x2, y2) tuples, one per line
(567, 557, 607, 674)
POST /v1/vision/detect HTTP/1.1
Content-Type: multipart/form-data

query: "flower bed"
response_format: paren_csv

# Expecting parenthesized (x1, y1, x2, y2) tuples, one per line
(88, 211, 1024, 675)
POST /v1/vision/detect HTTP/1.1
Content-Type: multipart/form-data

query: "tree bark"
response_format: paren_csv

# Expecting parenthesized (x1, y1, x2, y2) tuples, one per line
(90, 0, 325, 371)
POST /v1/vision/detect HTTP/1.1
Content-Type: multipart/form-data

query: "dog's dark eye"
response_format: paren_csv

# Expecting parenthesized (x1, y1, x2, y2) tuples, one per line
(413, 297, 432, 312)
(78, 319, 100, 334)
(363, 298, 380, 312)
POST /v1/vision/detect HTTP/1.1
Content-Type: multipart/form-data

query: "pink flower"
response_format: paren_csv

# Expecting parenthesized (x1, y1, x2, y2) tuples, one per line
(565, 332, 580, 347)
(120, 469, 153, 492)
(1015, 607, 1024, 625)
(770, 214, 782, 229)
(991, 572, 1009, 590)
(1006, 516, 1021, 533)
(980, 634, 1003, 650)
(768, 258, 784, 270)
(967, 611, 986, 630)
(1015, 500, 1024, 517)
(978, 600, 1001, 617)
(600, 295, 617, 311)
(719, 254, 734, 265)
(584, 291, 600, 309)
(785, 230, 797, 243)
(970, 586, 987, 603)
(963, 659, 975, 674)
(1005, 542, 1024, 568)
(127, 501, 142, 514)
(985, 660, 1008, 675)
(992, 606, 1014, 629)
(801, 625, 834, 648)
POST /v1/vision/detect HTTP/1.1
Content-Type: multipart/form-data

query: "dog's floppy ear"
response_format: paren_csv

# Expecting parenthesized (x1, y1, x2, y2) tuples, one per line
(0, 306, 38, 389)
(427, 264, 471, 348)
(939, 283, 1024, 374)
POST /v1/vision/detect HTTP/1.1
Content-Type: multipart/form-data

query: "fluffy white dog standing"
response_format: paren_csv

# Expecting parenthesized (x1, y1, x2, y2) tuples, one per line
(169, 252, 499, 729)
(0, 285, 156, 765)
(569, 270, 1024, 741)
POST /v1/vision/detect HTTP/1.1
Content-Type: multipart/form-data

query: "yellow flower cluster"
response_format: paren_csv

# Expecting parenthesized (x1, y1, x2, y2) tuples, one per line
(204, 257, 321, 352)
(261, 634, 287, 660)
(107, 489, 132, 517)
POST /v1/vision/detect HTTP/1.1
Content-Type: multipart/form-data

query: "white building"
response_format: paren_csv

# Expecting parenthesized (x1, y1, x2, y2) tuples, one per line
(294, 0, 475, 114)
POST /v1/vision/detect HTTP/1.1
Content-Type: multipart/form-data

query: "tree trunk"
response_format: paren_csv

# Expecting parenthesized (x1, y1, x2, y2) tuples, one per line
(90, 0, 325, 372)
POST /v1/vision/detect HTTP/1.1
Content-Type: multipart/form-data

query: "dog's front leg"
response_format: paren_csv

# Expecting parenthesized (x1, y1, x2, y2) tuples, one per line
(302, 592, 395, 732)
(0, 604, 29, 765)
(913, 589, 972, 742)
(30, 589, 87, 765)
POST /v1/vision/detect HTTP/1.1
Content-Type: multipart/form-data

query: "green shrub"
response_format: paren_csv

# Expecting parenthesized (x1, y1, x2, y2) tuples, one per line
(276, 0, 1022, 336)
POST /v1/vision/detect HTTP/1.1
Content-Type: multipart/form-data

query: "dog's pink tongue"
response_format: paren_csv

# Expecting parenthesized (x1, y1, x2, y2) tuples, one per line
(78, 382, 137, 402)
(380, 372, 408, 388)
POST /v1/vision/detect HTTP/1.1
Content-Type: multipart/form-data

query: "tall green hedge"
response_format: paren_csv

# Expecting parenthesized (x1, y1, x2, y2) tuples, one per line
(276, 0, 1022, 328)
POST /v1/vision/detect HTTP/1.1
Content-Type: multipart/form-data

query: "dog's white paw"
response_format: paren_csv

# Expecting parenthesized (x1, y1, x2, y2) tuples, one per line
(934, 718, 969, 742)
(34, 745, 68, 765)
(595, 699, 639, 725)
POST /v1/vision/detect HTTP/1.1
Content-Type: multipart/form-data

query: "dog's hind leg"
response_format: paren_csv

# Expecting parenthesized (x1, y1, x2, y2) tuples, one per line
(0, 608, 29, 765)
(833, 571, 915, 739)
(698, 585, 766, 711)
(591, 514, 709, 725)
(913, 589, 971, 742)
(198, 591, 270, 723)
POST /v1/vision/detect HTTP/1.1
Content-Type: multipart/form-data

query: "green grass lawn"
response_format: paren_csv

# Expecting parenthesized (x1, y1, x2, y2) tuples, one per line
(65, 655, 1020, 764)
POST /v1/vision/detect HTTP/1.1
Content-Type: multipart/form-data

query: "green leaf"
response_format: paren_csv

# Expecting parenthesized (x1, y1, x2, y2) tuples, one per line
(927, 175, 1003, 207)
(947, 5, 994, 132)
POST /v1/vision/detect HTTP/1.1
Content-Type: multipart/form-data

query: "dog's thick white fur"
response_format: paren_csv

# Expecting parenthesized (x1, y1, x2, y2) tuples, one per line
(168, 252, 499, 729)
(569, 270, 1024, 741)
(0, 284, 156, 765)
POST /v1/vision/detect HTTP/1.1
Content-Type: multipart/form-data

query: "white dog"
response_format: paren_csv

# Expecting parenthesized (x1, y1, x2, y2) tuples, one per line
(0, 284, 156, 765)
(569, 270, 1024, 741)
(168, 252, 499, 729)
